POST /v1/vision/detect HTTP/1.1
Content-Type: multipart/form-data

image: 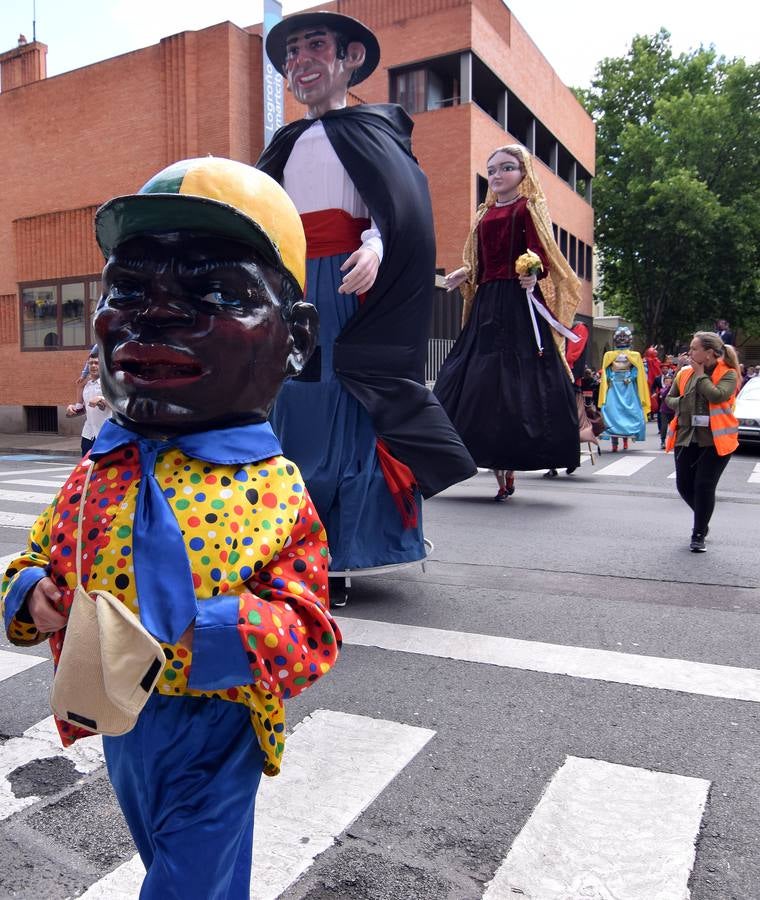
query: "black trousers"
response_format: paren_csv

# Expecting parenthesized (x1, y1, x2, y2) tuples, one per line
(674, 443, 731, 535)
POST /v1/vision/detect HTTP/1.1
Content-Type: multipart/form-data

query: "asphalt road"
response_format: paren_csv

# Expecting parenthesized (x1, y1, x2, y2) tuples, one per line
(0, 424, 758, 899)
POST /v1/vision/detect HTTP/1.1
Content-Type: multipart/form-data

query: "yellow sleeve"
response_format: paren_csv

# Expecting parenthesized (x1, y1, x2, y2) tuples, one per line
(597, 351, 616, 408)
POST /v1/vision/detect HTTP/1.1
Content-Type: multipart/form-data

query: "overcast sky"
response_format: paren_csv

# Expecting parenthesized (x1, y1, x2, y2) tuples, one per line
(1, 0, 758, 90)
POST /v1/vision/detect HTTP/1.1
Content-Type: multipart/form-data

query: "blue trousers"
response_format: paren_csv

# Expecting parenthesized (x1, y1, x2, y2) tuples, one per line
(103, 694, 265, 900)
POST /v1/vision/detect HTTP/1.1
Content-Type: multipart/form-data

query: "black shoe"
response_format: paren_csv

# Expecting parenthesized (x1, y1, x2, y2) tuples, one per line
(565, 466, 577, 475)
(689, 533, 706, 552)
(494, 488, 508, 501)
(328, 576, 349, 607)
(543, 469, 558, 478)
(505, 477, 516, 496)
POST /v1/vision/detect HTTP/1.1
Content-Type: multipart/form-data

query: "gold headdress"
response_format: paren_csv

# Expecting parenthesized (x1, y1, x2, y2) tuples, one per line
(459, 144, 582, 367)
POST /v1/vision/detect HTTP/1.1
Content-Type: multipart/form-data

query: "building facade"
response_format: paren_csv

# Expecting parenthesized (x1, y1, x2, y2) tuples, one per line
(0, 0, 594, 434)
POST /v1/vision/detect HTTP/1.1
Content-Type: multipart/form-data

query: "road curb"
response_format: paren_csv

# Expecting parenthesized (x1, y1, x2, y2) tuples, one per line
(0, 446, 80, 458)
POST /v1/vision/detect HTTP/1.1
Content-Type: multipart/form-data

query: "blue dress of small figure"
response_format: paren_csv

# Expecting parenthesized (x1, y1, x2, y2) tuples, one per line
(598, 326, 650, 451)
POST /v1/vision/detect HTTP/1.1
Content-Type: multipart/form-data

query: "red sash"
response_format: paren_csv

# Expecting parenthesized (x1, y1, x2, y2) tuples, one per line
(300, 209, 369, 259)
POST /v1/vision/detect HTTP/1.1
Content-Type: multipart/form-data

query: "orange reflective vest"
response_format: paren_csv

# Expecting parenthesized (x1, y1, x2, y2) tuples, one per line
(665, 360, 739, 455)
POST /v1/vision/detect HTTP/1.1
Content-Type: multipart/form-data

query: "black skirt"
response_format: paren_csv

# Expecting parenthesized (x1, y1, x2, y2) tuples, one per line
(434, 279, 580, 471)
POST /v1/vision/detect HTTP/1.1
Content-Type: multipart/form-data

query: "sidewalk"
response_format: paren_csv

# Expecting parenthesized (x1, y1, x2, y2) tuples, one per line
(0, 432, 81, 458)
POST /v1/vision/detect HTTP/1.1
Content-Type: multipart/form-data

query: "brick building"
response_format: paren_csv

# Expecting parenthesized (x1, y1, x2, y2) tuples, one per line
(0, 0, 594, 435)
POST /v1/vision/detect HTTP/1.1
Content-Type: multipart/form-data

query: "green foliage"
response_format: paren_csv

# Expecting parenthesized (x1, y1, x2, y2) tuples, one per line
(583, 30, 760, 349)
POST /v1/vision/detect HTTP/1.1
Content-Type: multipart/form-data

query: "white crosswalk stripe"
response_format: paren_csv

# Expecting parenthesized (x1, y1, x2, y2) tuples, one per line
(0, 647, 46, 682)
(0, 511, 40, 529)
(0, 478, 69, 488)
(0, 466, 71, 479)
(483, 756, 708, 900)
(749, 463, 760, 484)
(338, 617, 760, 703)
(78, 710, 435, 899)
(0, 489, 56, 505)
(0, 716, 103, 821)
(592, 455, 657, 476)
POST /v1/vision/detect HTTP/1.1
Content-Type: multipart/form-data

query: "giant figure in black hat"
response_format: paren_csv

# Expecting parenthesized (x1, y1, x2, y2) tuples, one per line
(259, 11, 475, 594)
(1, 158, 341, 898)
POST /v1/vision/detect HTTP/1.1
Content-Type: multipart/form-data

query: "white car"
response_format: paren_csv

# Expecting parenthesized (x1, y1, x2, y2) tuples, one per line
(735, 377, 760, 445)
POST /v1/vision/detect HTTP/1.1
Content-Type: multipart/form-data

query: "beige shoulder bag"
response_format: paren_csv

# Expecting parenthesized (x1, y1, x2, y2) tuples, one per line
(50, 461, 166, 735)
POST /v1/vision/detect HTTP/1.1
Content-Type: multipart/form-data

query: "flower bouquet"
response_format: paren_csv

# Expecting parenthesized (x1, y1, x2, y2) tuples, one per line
(515, 250, 544, 278)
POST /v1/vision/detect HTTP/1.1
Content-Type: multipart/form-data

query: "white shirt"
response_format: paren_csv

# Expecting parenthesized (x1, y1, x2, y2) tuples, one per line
(82, 378, 110, 440)
(282, 121, 383, 262)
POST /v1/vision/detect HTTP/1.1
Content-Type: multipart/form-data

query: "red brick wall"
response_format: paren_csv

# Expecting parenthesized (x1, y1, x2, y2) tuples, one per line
(0, 22, 259, 408)
(0, 295, 16, 344)
(14, 206, 101, 282)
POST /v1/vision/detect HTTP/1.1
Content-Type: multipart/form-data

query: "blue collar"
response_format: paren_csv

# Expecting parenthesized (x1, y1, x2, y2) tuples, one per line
(90, 418, 282, 466)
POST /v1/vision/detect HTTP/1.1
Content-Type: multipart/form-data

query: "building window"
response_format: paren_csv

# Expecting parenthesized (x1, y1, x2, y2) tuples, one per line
(534, 120, 554, 170)
(476, 174, 488, 207)
(569, 235, 577, 272)
(472, 55, 504, 124)
(20, 276, 100, 350)
(585, 245, 593, 282)
(394, 68, 427, 114)
(506, 90, 532, 147)
(559, 228, 568, 259)
(577, 240, 585, 279)
(391, 55, 461, 115)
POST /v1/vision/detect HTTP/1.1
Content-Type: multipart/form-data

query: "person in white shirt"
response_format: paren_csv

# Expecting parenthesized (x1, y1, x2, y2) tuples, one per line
(66, 350, 109, 455)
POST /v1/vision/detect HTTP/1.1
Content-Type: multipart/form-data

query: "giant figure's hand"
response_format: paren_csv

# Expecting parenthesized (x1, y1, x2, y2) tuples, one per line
(338, 246, 380, 296)
(27, 577, 67, 633)
(444, 268, 468, 292)
(518, 273, 538, 291)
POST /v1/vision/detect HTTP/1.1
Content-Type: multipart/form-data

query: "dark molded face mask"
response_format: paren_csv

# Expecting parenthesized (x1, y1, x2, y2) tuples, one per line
(94, 232, 317, 437)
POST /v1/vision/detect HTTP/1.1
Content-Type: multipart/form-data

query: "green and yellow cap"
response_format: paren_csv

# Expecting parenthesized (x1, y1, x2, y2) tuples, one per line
(95, 157, 306, 294)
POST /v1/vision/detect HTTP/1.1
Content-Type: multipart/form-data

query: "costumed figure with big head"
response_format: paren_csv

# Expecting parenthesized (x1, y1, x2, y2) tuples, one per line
(1, 158, 342, 898)
(258, 11, 475, 603)
(598, 325, 650, 451)
(434, 144, 582, 500)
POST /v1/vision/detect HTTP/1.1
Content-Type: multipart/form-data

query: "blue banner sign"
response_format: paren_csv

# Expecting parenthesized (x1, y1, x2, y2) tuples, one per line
(262, 0, 284, 148)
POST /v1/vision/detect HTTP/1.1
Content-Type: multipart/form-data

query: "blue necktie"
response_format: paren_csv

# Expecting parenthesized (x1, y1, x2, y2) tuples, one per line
(90, 419, 283, 645)
(131, 438, 197, 645)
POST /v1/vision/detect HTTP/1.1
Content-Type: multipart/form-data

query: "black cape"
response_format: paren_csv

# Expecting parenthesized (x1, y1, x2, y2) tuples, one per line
(257, 104, 475, 498)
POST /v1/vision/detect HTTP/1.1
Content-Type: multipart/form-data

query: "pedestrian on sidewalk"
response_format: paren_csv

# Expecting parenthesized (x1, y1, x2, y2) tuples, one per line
(66, 348, 110, 455)
(434, 143, 582, 502)
(1, 158, 341, 898)
(665, 331, 740, 552)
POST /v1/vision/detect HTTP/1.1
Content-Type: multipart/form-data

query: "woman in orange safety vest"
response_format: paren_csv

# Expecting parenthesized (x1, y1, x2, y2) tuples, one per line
(665, 331, 740, 552)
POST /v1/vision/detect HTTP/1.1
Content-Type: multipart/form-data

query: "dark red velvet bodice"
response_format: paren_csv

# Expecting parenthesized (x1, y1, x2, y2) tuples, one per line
(477, 198, 548, 285)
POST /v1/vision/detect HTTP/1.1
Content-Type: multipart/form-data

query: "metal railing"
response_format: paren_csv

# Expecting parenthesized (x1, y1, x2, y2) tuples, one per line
(425, 338, 456, 385)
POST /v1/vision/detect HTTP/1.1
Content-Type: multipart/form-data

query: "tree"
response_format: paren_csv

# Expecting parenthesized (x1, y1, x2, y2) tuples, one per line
(579, 31, 760, 349)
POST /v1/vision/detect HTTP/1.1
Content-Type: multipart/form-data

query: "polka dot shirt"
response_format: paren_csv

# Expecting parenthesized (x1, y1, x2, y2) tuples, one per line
(1, 446, 341, 777)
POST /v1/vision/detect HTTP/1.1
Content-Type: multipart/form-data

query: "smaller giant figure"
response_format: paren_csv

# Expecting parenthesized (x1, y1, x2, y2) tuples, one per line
(434, 144, 582, 499)
(598, 325, 650, 451)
